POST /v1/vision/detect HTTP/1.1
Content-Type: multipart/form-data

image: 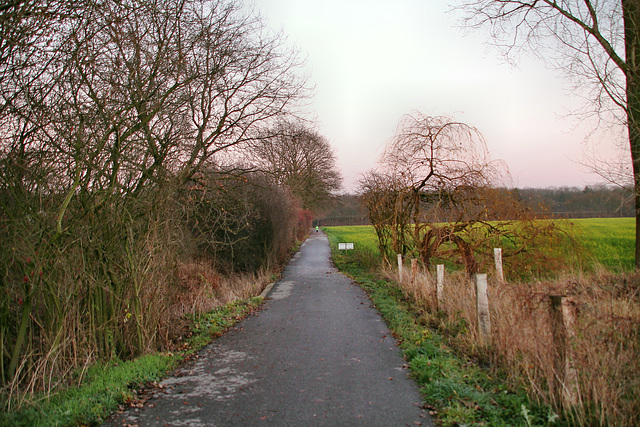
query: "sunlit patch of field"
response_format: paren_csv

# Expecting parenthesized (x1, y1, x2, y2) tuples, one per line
(572, 217, 635, 272)
(325, 217, 636, 273)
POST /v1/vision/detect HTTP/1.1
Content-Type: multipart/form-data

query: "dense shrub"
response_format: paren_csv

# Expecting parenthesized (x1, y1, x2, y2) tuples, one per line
(182, 171, 300, 273)
(0, 0, 309, 411)
(0, 169, 303, 411)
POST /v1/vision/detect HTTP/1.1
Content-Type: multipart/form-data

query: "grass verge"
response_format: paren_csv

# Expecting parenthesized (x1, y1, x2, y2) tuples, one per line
(324, 228, 563, 426)
(0, 297, 262, 427)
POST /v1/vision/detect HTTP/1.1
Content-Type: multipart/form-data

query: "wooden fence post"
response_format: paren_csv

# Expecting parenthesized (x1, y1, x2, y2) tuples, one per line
(474, 273, 491, 345)
(494, 248, 504, 282)
(411, 258, 418, 291)
(397, 254, 403, 281)
(436, 264, 444, 308)
(549, 295, 579, 408)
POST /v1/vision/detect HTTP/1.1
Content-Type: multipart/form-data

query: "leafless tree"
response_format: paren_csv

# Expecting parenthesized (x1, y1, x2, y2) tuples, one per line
(0, 0, 306, 391)
(1, 0, 305, 209)
(458, 0, 640, 269)
(361, 113, 567, 276)
(251, 120, 342, 214)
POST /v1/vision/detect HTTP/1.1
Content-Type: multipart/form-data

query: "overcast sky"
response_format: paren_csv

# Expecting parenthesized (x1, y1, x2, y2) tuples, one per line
(250, 0, 624, 192)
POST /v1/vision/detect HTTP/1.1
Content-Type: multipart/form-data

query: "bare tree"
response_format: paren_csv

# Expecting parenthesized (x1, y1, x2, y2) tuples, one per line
(0, 0, 306, 391)
(251, 120, 342, 214)
(458, 0, 640, 269)
(1, 0, 305, 208)
(361, 113, 567, 276)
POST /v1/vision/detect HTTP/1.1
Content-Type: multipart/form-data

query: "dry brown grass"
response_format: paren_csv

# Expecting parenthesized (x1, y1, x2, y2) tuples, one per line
(390, 265, 640, 425)
(2, 254, 275, 411)
(144, 259, 274, 352)
(174, 261, 270, 313)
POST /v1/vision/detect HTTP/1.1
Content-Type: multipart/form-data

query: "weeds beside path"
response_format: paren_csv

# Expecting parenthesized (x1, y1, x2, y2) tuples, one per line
(324, 227, 558, 426)
(0, 298, 262, 426)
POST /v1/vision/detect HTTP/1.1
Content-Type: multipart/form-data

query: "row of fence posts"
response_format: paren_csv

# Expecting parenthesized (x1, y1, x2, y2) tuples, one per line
(396, 250, 579, 408)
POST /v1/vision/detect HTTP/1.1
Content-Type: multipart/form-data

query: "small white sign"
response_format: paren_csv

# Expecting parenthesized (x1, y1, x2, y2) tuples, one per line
(338, 243, 354, 250)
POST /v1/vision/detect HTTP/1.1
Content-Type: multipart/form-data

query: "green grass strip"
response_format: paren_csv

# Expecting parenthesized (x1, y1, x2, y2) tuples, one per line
(1, 297, 262, 427)
(324, 228, 564, 426)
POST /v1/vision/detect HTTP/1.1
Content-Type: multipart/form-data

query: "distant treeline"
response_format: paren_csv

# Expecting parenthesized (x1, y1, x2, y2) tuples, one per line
(317, 194, 370, 226)
(319, 185, 634, 226)
(516, 185, 634, 218)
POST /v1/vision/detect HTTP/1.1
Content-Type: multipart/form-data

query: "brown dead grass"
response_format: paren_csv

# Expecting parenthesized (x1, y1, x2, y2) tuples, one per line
(390, 265, 640, 425)
(155, 260, 272, 345)
(174, 261, 270, 309)
(4, 258, 274, 411)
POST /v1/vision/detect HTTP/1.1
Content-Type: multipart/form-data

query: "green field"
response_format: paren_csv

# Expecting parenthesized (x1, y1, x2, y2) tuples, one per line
(322, 225, 379, 252)
(325, 217, 636, 273)
(572, 217, 635, 271)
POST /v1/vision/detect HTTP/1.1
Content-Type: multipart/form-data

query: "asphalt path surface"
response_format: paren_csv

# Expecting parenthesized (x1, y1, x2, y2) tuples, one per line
(107, 231, 431, 426)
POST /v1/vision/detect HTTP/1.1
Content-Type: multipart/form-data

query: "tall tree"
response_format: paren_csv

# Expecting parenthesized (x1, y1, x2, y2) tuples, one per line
(0, 0, 306, 386)
(252, 120, 342, 213)
(459, 0, 640, 269)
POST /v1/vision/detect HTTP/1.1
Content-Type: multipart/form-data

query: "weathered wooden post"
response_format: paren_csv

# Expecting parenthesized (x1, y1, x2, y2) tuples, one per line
(397, 253, 403, 282)
(436, 264, 444, 308)
(494, 248, 504, 282)
(411, 258, 418, 291)
(474, 274, 491, 345)
(549, 295, 579, 408)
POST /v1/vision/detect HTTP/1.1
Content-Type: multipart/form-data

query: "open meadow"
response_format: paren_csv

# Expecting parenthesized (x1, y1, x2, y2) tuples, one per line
(571, 218, 635, 271)
(324, 217, 639, 426)
(326, 217, 635, 274)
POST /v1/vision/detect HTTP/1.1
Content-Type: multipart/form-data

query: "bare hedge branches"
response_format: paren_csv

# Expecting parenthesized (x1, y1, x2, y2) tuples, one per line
(0, 0, 308, 402)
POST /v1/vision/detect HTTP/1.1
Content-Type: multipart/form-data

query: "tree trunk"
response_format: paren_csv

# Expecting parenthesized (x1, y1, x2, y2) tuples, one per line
(623, 0, 640, 269)
(452, 234, 480, 276)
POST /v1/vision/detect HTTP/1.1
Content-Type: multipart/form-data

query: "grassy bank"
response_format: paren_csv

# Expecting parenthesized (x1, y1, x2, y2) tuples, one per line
(324, 228, 552, 426)
(0, 298, 262, 426)
(324, 221, 639, 426)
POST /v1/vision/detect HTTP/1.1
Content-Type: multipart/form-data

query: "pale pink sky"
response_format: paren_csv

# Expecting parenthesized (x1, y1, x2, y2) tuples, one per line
(251, 0, 628, 192)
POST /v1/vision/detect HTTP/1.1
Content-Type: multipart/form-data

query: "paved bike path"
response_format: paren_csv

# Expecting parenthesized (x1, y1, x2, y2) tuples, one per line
(108, 232, 431, 426)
